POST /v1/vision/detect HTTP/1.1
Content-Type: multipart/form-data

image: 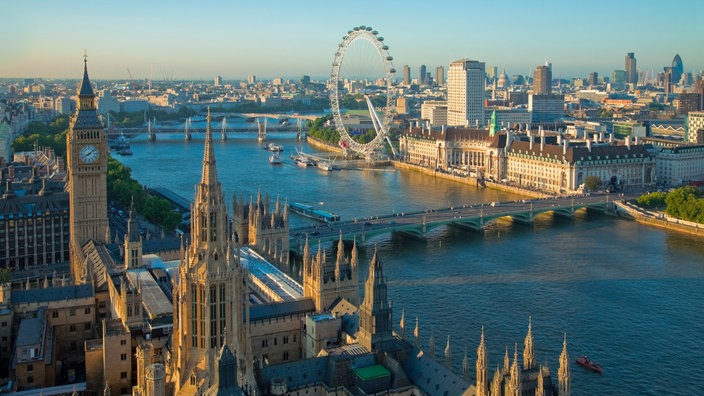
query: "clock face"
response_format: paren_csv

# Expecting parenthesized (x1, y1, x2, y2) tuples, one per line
(79, 144, 99, 164)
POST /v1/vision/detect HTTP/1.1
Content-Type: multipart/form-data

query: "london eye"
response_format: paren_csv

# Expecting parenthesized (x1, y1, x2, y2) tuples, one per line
(329, 26, 398, 158)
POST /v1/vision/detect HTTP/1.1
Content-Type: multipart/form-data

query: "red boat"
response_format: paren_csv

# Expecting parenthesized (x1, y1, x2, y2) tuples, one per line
(576, 355, 603, 374)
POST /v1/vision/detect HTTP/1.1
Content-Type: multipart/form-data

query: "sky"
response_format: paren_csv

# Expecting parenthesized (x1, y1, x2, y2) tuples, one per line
(1, 0, 702, 81)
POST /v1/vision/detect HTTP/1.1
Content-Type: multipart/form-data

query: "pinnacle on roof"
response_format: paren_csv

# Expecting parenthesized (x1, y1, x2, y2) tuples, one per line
(79, 55, 95, 97)
(200, 107, 219, 187)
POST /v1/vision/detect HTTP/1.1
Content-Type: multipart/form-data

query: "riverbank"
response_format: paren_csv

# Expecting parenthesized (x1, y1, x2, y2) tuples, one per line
(616, 200, 704, 237)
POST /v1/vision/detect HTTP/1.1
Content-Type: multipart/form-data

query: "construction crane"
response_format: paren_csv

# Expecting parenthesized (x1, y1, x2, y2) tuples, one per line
(127, 68, 133, 80)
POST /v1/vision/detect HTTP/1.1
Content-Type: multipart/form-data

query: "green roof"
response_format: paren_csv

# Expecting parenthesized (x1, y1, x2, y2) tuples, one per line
(354, 364, 390, 381)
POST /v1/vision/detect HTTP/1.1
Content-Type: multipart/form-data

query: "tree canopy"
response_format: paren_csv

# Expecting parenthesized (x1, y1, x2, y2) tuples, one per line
(12, 115, 69, 158)
(583, 175, 602, 192)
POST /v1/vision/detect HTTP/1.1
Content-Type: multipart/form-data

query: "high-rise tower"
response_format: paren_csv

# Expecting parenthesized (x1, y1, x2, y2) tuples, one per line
(419, 64, 427, 85)
(672, 54, 683, 84)
(357, 247, 394, 352)
(67, 57, 109, 283)
(625, 52, 637, 85)
(447, 59, 485, 127)
(533, 65, 552, 94)
(403, 65, 411, 86)
(436, 65, 445, 86)
(171, 109, 246, 394)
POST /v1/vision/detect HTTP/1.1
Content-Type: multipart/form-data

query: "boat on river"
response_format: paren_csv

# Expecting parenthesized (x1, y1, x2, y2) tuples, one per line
(269, 153, 283, 165)
(576, 356, 603, 374)
(264, 143, 284, 152)
(316, 160, 336, 171)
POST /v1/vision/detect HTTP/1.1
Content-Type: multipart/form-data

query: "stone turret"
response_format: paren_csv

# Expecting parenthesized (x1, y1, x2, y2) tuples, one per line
(357, 248, 394, 352)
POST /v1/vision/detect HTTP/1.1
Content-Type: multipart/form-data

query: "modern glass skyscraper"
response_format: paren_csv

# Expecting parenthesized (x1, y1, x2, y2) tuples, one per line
(625, 52, 637, 85)
(419, 64, 427, 85)
(672, 54, 683, 84)
(447, 59, 485, 127)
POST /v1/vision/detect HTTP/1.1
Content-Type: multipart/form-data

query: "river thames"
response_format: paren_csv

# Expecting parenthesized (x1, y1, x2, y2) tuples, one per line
(117, 123, 704, 395)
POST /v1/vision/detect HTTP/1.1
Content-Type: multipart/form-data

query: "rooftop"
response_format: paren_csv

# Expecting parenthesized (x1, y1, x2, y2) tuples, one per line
(126, 268, 172, 318)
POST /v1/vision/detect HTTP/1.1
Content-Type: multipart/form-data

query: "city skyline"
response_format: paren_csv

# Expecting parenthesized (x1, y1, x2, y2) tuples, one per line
(1, 0, 703, 81)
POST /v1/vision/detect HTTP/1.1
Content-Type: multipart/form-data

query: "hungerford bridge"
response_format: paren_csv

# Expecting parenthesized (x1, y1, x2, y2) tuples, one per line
(104, 113, 314, 141)
(289, 193, 630, 254)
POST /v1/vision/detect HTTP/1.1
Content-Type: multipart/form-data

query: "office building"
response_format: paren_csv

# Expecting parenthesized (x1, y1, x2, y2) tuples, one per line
(588, 72, 598, 86)
(678, 93, 702, 115)
(625, 52, 637, 85)
(533, 65, 552, 94)
(529, 94, 565, 125)
(447, 59, 485, 127)
(688, 111, 704, 144)
(672, 54, 683, 85)
(419, 65, 427, 85)
(214, 75, 222, 86)
(436, 65, 445, 86)
(403, 65, 411, 85)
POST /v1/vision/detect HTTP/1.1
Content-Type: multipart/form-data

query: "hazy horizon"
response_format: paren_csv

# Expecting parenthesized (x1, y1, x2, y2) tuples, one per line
(1, 0, 702, 81)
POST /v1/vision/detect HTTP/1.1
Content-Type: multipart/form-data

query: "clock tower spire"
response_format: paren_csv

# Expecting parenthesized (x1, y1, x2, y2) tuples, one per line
(67, 56, 109, 284)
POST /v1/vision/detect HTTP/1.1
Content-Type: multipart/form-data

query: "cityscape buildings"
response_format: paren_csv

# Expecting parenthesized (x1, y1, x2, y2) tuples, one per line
(0, 19, 703, 395)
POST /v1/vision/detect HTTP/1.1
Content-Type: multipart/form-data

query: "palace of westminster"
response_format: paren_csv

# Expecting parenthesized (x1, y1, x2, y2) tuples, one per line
(0, 62, 573, 395)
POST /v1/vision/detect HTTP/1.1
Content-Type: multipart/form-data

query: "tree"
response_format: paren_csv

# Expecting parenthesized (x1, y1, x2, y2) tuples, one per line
(636, 191, 667, 207)
(583, 175, 602, 192)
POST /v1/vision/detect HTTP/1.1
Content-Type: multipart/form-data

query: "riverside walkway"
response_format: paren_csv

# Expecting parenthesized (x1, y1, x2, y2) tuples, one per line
(289, 192, 633, 253)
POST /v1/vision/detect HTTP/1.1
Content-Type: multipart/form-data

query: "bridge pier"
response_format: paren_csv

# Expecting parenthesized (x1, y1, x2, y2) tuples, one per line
(221, 131, 227, 141)
(148, 132, 156, 142)
(185, 132, 192, 141)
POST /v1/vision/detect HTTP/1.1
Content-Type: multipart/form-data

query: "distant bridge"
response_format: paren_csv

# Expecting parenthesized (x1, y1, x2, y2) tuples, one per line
(105, 112, 316, 141)
(289, 193, 626, 254)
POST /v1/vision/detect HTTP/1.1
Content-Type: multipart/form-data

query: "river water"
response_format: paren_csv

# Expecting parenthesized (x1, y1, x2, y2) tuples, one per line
(117, 121, 704, 395)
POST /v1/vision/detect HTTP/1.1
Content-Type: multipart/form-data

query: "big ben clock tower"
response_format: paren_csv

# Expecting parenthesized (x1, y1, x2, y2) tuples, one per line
(67, 57, 109, 283)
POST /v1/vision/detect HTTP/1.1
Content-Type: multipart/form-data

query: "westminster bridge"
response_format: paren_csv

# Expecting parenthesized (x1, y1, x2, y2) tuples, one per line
(288, 193, 633, 254)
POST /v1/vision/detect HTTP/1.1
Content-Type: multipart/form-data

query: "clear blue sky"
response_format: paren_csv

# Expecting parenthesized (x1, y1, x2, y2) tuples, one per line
(1, 0, 702, 81)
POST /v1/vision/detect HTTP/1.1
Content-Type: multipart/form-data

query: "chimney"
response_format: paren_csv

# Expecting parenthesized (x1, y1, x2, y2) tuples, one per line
(528, 130, 533, 150)
(586, 139, 592, 152)
(599, 131, 604, 142)
(634, 135, 640, 145)
(625, 136, 631, 150)
(609, 133, 614, 144)
(540, 130, 545, 152)
(441, 125, 446, 133)
(563, 138, 568, 155)
(557, 134, 563, 145)
(593, 133, 598, 143)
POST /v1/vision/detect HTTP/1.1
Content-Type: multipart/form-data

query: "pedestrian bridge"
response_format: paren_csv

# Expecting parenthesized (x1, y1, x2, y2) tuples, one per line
(289, 194, 622, 253)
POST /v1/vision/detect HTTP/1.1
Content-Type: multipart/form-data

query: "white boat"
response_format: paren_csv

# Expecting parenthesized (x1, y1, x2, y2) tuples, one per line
(291, 154, 313, 167)
(264, 143, 284, 152)
(316, 160, 335, 171)
(269, 153, 283, 165)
